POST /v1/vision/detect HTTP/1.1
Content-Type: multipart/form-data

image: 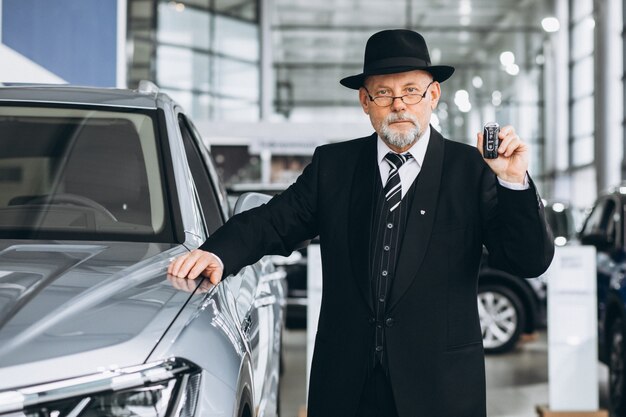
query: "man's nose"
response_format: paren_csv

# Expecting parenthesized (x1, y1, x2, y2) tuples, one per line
(390, 96, 406, 112)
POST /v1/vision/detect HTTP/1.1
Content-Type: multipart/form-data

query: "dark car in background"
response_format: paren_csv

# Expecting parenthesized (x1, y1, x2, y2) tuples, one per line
(578, 185, 626, 415)
(478, 200, 578, 353)
(0, 83, 285, 417)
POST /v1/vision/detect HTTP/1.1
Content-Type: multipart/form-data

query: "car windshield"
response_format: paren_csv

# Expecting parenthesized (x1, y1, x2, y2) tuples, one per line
(0, 105, 173, 241)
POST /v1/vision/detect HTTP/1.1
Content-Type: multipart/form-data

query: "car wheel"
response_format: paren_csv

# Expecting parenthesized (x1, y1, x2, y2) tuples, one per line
(477, 285, 526, 353)
(609, 318, 626, 415)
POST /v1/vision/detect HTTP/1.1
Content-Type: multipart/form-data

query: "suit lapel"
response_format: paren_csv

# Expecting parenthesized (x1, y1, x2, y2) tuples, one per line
(388, 128, 445, 311)
(348, 133, 377, 313)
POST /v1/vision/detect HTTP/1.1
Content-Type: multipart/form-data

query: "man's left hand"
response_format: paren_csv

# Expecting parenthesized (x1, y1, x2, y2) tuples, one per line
(476, 125, 528, 183)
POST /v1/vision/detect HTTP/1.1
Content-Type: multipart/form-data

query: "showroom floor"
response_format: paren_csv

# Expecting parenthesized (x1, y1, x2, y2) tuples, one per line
(280, 330, 611, 417)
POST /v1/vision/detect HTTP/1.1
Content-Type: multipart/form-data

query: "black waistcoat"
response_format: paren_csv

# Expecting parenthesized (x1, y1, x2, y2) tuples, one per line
(369, 172, 418, 369)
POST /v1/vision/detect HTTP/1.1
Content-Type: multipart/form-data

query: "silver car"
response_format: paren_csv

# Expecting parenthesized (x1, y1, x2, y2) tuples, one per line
(0, 83, 286, 417)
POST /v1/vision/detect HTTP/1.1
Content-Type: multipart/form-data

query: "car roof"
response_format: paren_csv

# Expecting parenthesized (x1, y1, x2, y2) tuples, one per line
(0, 84, 165, 109)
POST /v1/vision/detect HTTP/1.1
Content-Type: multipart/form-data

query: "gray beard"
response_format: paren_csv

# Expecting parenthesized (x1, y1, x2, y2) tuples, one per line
(380, 112, 422, 149)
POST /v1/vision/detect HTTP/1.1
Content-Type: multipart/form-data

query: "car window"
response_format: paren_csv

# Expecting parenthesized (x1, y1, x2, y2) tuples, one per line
(178, 115, 224, 234)
(184, 117, 230, 221)
(0, 105, 174, 242)
(581, 198, 617, 241)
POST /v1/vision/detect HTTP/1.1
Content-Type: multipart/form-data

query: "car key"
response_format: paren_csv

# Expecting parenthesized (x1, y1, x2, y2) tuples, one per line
(482, 122, 500, 159)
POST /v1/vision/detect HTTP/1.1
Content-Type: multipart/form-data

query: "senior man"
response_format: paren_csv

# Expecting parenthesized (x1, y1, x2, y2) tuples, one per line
(169, 29, 554, 417)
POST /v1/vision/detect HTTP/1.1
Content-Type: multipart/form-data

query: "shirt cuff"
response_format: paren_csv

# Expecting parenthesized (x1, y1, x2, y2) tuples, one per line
(212, 252, 225, 270)
(497, 173, 529, 190)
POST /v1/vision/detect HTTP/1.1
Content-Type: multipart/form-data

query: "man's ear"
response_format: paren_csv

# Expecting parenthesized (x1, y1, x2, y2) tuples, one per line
(359, 87, 370, 114)
(429, 81, 441, 110)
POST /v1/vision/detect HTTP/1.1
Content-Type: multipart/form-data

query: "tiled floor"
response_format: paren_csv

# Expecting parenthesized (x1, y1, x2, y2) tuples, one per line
(280, 329, 611, 417)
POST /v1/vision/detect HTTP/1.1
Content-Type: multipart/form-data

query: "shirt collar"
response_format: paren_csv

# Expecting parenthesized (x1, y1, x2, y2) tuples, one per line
(377, 124, 431, 168)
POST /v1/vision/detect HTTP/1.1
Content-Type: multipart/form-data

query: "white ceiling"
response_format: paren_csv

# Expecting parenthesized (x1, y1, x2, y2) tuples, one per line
(271, 0, 553, 111)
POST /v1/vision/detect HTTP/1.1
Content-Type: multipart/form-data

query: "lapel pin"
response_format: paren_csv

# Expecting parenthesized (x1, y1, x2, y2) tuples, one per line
(420, 210, 426, 215)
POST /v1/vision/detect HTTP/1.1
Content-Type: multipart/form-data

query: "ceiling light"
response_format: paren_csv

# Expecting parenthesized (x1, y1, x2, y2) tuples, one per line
(541, 17, 560, 32)
(586, 17, 595, 29)
(459, 0, 471, 15)
(454, 89, 469, 103)
(499, 51, 515, 67)
(460, 16, 471, 26)
(505, 64, 520, 75)
(492, 90, 502, 106)
(454, 90, 471, 113)
(472, 76, 483, 88)
(536, 54, 545, 65)
(554, 236, 567, 246)
(458, 102, 472, 113)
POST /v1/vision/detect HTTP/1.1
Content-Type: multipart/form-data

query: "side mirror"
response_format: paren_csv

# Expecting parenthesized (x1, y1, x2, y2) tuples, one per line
(233, 192, 272, 215)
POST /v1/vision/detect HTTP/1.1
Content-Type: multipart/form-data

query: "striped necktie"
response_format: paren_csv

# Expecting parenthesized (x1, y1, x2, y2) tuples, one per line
(383, 152, 413, 212)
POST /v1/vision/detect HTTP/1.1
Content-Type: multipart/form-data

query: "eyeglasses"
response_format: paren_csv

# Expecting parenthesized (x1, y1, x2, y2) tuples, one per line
(364, 81, 434, 107)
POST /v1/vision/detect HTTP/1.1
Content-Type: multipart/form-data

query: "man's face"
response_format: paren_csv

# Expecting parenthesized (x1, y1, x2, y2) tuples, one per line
(359, 70, 441, 151)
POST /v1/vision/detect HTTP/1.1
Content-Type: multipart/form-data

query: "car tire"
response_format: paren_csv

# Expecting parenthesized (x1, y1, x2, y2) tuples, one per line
(477, 284, 526, 354)
(609, 317, 626, 416)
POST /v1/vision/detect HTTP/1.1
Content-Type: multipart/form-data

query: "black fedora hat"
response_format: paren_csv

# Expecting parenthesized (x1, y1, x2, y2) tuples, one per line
(340, 29, 455, 90)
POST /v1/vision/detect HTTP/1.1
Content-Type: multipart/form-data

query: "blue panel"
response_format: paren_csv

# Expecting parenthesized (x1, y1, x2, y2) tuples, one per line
(2, 0, 118, 87)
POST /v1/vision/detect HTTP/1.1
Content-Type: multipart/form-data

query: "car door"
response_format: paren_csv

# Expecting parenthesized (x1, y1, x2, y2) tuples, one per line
(177, 113, 282, 414)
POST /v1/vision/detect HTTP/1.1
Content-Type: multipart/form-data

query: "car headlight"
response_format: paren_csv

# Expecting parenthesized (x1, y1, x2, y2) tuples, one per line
(0, 358, 200, 417)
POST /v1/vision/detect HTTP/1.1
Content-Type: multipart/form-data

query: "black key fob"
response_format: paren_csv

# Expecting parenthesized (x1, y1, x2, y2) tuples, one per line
(482, 122, 500, 159)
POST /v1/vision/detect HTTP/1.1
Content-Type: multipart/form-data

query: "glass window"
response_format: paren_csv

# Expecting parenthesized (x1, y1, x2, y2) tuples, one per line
(571, 95, 594, 136)
(571, 0, 594, 23)
(0, 105, 172, 241)
(157, 2, 211, 50)
(214, 0, 257, 21)
(571, 55, 594, 99)
(213, 98, 260, 121)
(211, 145, 261, 186)
(214, 57, 259, 100)
(179, 115, 223, 233)
(571, 20, 594, 61)
(214, 15, 259, 61)
(271, 155, 310, 184)
(157, 46, 211, 92)
(572, 134, 594, 166)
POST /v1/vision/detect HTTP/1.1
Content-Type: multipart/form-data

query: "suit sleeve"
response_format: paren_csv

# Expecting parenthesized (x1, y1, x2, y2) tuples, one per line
(200, 148, 321, 276)
(480, 165, 555, 278)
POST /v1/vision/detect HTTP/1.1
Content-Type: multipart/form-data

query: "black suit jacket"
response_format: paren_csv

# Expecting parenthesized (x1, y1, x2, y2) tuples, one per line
(202, 128, 554, 417)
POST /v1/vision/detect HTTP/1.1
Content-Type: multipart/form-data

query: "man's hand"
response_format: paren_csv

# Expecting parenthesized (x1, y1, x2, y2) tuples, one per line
(167, 249, 224, 285)
(477, 125, 528, 184)
(167, 274, 215, 294)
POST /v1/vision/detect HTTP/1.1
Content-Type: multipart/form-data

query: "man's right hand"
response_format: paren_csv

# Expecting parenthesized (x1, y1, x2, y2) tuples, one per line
(167, 249, 224, 285)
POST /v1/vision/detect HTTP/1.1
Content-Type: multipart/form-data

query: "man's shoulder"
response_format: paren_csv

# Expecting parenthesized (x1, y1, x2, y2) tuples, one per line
(314, 133, 376, 158)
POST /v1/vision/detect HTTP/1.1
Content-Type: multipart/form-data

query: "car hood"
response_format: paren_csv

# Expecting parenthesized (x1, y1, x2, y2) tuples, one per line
(0, 240, 191, 390)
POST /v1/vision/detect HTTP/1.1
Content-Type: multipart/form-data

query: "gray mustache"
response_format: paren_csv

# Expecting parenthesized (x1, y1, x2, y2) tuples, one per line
(384, 113, 418, 125)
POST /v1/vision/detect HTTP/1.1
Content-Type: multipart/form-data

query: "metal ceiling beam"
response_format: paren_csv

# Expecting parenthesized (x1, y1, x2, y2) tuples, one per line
(273, 62, 537, 70)
(271, 25, 543, 33)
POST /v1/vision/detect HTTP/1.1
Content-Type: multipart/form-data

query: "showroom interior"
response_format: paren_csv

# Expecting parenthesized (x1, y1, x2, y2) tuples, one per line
(0, 0, 624, 416)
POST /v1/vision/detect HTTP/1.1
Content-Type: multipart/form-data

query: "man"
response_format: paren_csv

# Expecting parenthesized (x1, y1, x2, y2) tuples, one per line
(169, 30, 554, 417)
